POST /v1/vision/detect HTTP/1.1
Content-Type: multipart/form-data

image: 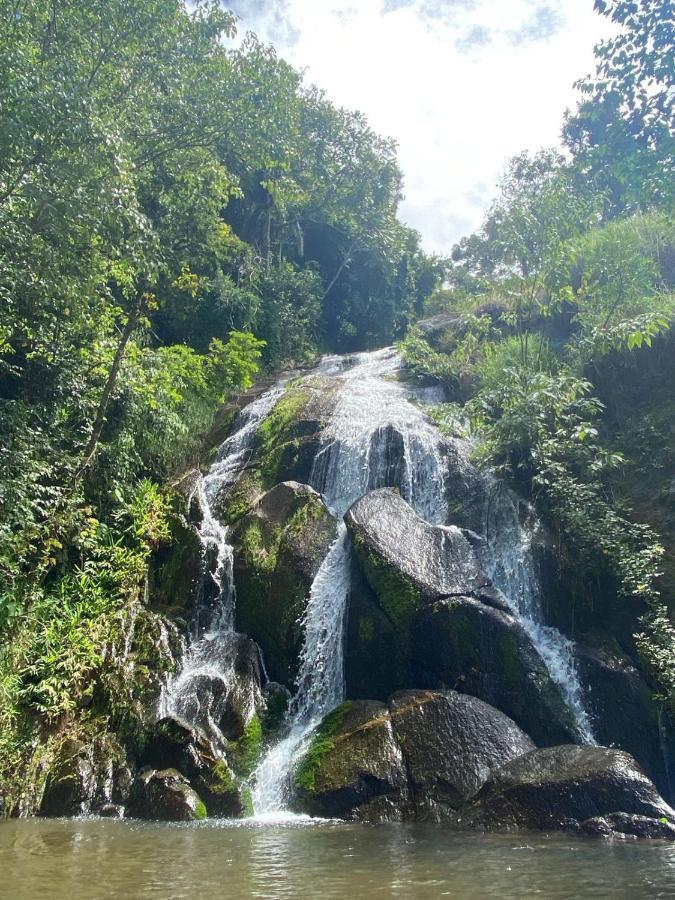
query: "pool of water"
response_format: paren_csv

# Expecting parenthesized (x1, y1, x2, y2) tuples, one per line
(2, 817, 675, 899)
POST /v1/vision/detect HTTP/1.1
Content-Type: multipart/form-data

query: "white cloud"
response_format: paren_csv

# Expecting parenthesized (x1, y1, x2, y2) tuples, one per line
(227, 0, 608, 253)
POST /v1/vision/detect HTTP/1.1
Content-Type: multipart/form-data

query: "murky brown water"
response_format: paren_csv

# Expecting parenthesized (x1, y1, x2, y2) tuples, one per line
(2, 817, 675, 899)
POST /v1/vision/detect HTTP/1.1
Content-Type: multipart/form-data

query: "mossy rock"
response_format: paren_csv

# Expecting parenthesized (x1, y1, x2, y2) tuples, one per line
(292, 690, 536, 822)
(345, 488, 492, 632)
(147, 513, 203, 614)
(232, 482, 337, 684)
(126, 768, 207, 822)
(39, 733, 130, 818)
(411, 597, 580, 747)
(143, 715, 241, 817)
(293, 700, 409, 820)
(228, 714, 263, 778)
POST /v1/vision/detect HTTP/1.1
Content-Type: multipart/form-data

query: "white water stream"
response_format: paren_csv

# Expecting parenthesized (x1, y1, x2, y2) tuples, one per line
(251, 348, 449, 815)
(478, 480, 595, 743)
(160, 383, 286, 728)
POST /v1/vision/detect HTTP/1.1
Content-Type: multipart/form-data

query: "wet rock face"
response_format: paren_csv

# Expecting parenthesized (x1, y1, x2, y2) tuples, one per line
(144, 716, 245, 818)
(575, 641, 675, 803)
(343, 489, 579, 746)
(293, 690, 534, 822)
(389, 691, 535, 817)
(470, 746, 675, 833)
(166, 632, 264, 743)
(411, 598, 580, 747)
(346, 489, 492, 619)
(211, 376, 342, 525)
(39, 740, 99, 818)
(232, 482, 336, 685)
(581, 813, 675, 840)
(293, 696, 675, 838)
(39, 736, 130, 818)
(126, 768, 207, 822)
(294, 700, 409, 821)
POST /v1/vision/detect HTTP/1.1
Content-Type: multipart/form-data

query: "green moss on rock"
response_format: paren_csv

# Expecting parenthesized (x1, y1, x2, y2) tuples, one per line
(352, 533, 420, 631)
(229, 715, 263, 778)
(256, 387, 311, 487)
(294, 702, 353, 795)
(194, 799, 208, 821)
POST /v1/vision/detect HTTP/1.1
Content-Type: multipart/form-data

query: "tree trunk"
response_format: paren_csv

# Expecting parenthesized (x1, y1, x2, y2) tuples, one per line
(322, 239, 357, 302)
(76, 299, 141, 478)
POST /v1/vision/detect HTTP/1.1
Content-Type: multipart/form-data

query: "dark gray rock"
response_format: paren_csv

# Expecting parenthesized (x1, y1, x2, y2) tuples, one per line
(39, 736, 129, 818)
(575, 641, 675, 803)
(411, 598, 581, 746)
(344, 489, 579, 746)
(98, 804, 124, 819)
(233, 482, 336, 684)
(39, 740, 98, 817)
(293, 700, 409, 821)
(581, 813, 675, 840)
(126, 768, 207, 821)
(144, 716, 244, 818)
(293, 690, 534, 822)
(346, 489, 493, 622)
(471, 745, 675, 833)
(389, 690, 535, 818)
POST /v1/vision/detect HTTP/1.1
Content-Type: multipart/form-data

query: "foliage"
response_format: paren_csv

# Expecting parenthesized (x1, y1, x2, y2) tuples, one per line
(565, 0, 674, 213)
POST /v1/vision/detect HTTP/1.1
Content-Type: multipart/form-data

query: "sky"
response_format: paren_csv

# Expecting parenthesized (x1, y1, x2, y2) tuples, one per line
(225, 1, 610, 254)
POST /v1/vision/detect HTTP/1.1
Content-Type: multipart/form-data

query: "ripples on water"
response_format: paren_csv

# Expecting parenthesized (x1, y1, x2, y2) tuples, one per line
(2, 819, 675, 899)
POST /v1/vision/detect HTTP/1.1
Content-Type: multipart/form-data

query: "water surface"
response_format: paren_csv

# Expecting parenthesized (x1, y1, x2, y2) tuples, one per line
(2, 818, 675, 899)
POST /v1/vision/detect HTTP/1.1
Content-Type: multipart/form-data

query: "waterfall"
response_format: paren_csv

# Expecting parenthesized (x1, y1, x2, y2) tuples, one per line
(250, 348, 448, 815)
(160, 382, 286, 732)
(477, 479, 596, 744)
(163, 345, 594, 820)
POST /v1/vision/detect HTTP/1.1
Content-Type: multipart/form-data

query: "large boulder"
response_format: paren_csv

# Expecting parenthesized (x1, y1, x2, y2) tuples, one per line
(232, 482, 336, 685)
(293, 690, 534, 822)
(345, 489, 580, 745)
(144, 716, 247, 817)
(470, 745, 675, 834)
(346, 489, 493, 628)
(389, 690, 534, 818)
(293, 700, 410, 821)
(126, 768, 207, 821)
(575, 641, 675, 802)
(411, 598, 580, 746)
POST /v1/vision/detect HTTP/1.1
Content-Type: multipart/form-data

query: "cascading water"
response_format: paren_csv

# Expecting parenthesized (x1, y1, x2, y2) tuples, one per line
(251, 348, 449, 815)
(164, 345, 594, 818)
(160, 382, 286, 732)
(476, 479, 596, 743)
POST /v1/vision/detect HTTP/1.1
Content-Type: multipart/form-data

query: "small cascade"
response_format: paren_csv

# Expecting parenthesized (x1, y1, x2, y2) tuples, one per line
(477, 480, 596, 744)
(251, 348, 448, 815)
(160, 382, 286, 732)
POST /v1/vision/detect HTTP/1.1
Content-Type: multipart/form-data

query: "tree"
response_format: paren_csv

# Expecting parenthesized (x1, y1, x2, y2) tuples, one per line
(565, 0, 674, 213)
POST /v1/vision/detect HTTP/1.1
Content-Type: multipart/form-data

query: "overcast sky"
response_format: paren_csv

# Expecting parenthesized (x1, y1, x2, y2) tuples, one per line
(226, 1, 609, 254)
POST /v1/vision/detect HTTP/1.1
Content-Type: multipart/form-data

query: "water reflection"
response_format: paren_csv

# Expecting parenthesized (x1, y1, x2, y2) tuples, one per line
(2, 819, 675, 899)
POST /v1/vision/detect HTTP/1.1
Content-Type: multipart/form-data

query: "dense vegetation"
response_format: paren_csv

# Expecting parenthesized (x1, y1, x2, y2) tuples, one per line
(401, 0, 675, 708)
(0, 0, 437, 808)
